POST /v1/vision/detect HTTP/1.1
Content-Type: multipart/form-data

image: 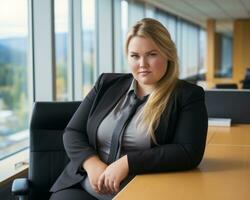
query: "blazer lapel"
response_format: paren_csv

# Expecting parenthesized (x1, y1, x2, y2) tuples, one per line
(87, 76, 133, 149)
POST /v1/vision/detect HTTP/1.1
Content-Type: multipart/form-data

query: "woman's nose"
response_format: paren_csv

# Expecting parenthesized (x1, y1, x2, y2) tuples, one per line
(139, 57, 148, 67)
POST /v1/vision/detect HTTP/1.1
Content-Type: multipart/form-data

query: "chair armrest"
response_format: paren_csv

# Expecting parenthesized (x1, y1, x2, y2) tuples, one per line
(12, 178, 29, 196)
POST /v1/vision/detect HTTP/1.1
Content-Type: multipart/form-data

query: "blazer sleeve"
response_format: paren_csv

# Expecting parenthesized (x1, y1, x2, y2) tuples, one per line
(126, 86, 208, 174)
(63, 73, 104, 175)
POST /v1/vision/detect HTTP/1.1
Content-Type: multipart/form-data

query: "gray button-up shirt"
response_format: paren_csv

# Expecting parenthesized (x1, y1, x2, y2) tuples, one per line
(81, 79, 151, 200)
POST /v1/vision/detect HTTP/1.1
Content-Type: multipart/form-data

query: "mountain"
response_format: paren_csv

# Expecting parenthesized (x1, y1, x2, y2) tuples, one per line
(0, 37, 27, 65)
(0, 31, 95, 66)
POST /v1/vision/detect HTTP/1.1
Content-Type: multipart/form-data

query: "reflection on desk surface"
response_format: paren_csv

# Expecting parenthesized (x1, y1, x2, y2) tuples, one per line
(114, 124, 250, 200)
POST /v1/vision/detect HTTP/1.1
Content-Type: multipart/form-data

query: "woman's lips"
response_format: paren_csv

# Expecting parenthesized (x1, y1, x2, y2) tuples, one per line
(138, 71, 151, 75)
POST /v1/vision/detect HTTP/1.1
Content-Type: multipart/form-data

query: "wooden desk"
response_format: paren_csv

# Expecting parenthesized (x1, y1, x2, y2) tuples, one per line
(209, 124, 250, 146)
(114, 125, 250, 200)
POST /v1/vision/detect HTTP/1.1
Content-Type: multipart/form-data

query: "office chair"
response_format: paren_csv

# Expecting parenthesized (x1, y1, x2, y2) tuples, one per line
(11, 101, 81, 200)
(241, 68, 250, 89)
(214, 83, 238, 89)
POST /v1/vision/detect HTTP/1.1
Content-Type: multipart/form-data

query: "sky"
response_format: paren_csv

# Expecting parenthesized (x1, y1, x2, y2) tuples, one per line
(0, 0, 28, 38)
(0, 0, 96, 39)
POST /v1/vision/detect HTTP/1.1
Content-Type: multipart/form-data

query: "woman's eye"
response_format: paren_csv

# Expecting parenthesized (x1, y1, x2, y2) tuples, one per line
(149, 53, 157, 57)
(131, 55, 139, 58)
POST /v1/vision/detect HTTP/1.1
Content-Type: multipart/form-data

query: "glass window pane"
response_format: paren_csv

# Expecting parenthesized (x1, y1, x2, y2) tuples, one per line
(180, 22, 199, 78)
(156, 11, 169, 30)
(82, 0, 96, 96)
(221, 35, 233, 77)
(54, 0, 70, 101)
(187, 25, 198, 76)
(198, 29, 206, 74)
(167, 15, 177, 42)
(0, 0, 30, 160)
(121, 0, 128, 72)
(177, 20, 183, 78)
(145, 4, 155, 18)
(128, 0, 145, 29)
(121, 0, 145, 72)
(182, 22, 189, 77)
(215, 34, 232, 78)
(155, 10, 176, 42)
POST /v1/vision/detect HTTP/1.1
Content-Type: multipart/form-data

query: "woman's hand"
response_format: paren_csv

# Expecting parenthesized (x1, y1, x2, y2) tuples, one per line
(83, 156, 108, 193)
(97, 155, 129, 194)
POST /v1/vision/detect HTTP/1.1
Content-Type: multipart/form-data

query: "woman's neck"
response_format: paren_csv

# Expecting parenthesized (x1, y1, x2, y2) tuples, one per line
(136, 82, 155, 98)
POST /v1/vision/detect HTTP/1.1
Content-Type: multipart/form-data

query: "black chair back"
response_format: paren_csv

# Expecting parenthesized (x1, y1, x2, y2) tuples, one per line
(29, 101, 81, 199)
(205, 90, 250, 124)
(214, 83, 238, 89)
(242, 68, 250, 89)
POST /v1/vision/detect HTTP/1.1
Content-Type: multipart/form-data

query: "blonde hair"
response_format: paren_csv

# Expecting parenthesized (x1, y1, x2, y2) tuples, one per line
(125, 18, 179, 144)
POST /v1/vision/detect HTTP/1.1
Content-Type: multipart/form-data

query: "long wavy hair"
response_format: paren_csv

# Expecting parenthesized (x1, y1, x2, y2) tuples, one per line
(125, 18, 179, 144)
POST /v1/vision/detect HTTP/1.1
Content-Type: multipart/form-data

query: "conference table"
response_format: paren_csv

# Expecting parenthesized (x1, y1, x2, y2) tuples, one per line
(114, 124, 250, 200)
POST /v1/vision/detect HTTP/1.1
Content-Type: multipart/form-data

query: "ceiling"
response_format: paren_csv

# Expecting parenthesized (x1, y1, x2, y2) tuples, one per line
(144, 0, 250, 34)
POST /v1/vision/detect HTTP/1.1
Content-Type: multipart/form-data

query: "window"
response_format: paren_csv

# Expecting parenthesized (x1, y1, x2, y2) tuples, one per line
(215, 34, 232, 78)
(54, 0, 70, 101)
(186, 24, 199, 76)
(154, 7, 206, 79)
(145, 3, 155, 18)
(167, 15, 177, 43)
(176, 19, 183, 77)
(155, 10, 177, 42)
(82, 0, 96, 96)
(178, 21, 199, 78)
(0, 0, 30, 160)
(198, 29, 207, 74)
(120, 0, 145, 72)
(127, 0, 145, 28)
(121, 0, 128, 72)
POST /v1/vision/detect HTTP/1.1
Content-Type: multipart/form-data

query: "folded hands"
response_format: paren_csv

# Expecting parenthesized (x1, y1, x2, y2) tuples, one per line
(84, 155, 129, 195)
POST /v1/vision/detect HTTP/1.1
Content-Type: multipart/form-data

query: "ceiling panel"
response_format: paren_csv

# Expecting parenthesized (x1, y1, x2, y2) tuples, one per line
(157, 0, 202, 16)
(147, 0, 250, 19)
(184, 0, 228, 19)
(240, 0, 250, 11)
(213, 0, 249, 19)
(153, 0, 204, 25)
(145, 0, 250, 32)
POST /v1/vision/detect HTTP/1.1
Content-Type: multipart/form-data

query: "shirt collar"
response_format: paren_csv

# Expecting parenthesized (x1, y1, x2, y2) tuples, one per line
(127, 78, 137, 94)
(127, 79, 150, 101)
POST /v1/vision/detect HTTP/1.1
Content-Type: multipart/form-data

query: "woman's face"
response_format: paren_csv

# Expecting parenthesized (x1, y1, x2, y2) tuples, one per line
(127, 36, 168, 90)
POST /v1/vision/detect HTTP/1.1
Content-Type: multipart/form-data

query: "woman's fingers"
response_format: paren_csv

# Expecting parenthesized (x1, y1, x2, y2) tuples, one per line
(114, 181, 120, 193)
(104, 175, 109, 189)
(103, 175, 113, 193)
(108, 179, 116, 193)
(103, 176, 120, 194)
(97, 173, 105, 192)
(102, 175, 117, 193)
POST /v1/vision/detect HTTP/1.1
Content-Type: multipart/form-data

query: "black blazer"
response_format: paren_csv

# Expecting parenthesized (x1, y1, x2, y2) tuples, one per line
(51, 73, 208, 192)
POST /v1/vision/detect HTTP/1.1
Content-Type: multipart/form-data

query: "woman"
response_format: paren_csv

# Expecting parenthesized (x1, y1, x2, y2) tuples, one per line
(50, 18, 208, 200)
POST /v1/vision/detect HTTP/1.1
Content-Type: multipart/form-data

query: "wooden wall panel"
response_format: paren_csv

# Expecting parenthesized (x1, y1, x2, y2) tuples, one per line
(206, 19, 216, 82)
(233, 20, 250, 82)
